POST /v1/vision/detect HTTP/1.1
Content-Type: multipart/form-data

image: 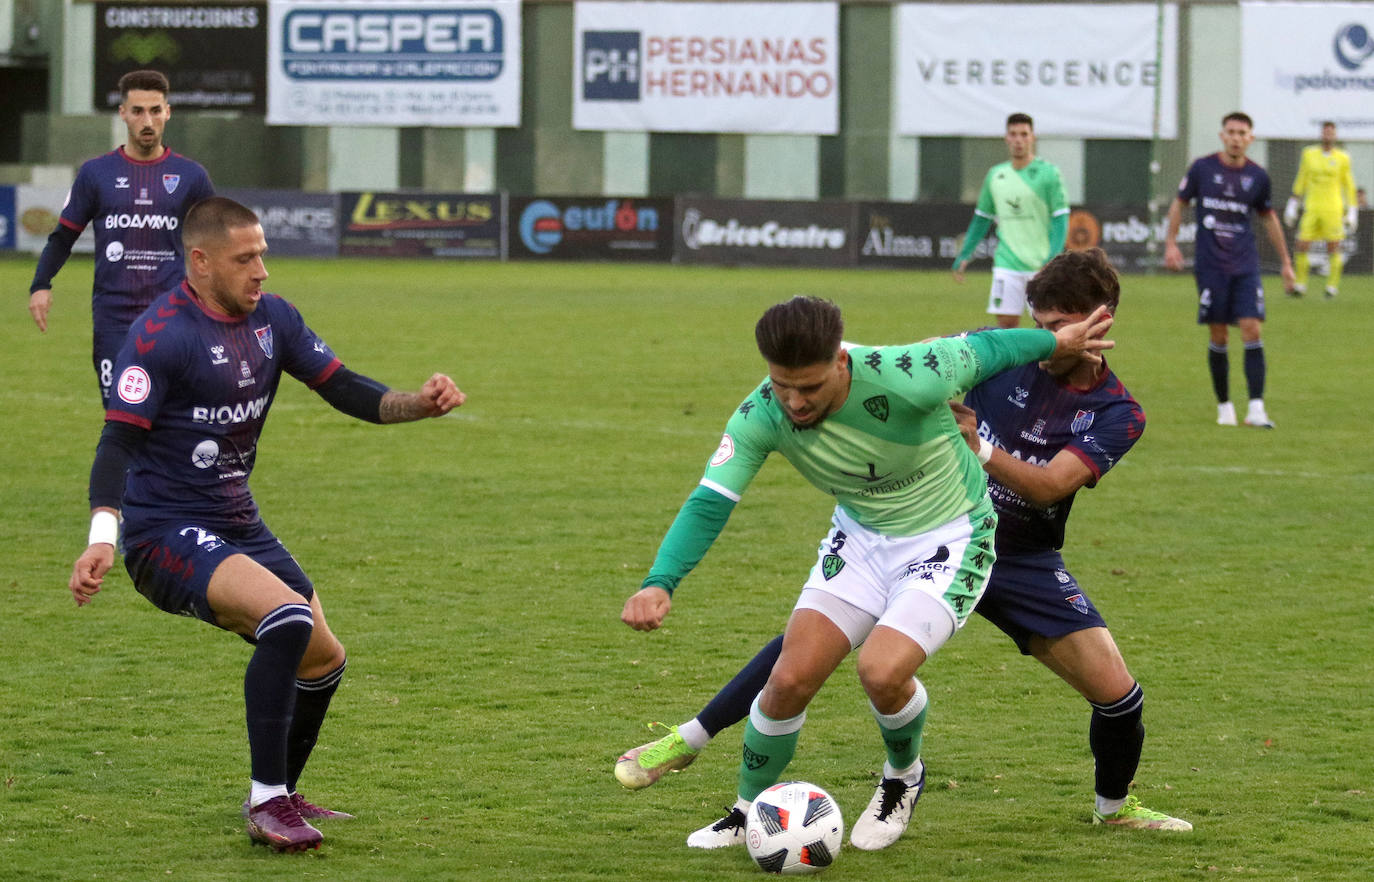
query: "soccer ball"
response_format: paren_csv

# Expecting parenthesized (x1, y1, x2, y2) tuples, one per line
(745, 781, 843, 875)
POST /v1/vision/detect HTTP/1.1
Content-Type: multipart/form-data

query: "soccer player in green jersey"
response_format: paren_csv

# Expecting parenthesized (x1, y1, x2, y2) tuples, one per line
(953, 113, 1069, 328)
(620, 297, 1113, 853)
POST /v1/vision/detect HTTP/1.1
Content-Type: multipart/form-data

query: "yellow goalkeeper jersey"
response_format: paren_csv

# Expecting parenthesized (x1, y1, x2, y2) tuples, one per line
(1292, 145, 1356, 212)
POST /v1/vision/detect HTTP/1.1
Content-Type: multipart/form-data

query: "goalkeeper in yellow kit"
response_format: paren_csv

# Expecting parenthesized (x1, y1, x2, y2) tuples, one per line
(1285, 121, 1358, 298)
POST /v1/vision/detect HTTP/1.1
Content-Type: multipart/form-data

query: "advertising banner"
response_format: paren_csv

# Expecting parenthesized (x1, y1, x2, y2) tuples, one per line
(0, 186, 14, 251)
(94, 3, 267, 112)
(15, 186, 96, 255)
(675, 198, 854, 267)
(223, 188, 339, 257)
(509, 196, 674, 261)
(573, 2, 839, 134)
(893, 3, 1178, 138)
(1240, 2, 1374, 139)
(338, 191, 503, 258)
(855, 202, 995, 270)
(267, 0, 522, 127)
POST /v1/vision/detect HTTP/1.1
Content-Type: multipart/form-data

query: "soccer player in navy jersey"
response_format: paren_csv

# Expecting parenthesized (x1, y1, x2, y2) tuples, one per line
(28, 69, 214, 406)
(613, 248, 1191, 833)
(1163, 112, 1295, 429)
(67, 197, 466, 852)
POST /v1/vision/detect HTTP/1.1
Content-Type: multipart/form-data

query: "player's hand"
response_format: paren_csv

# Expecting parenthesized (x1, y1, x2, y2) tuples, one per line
(1280, 260, 1297, 292)
(29, 289, 52, 332)
(1048, 305, 1114, 369)
(70, 543, 115, 606)
(417, 373, 466, 417)
(1162, 242, 1185, 272)
(1283, 197, 1300, 229)
(1347, 206, 1359, 235)
(952, 260, 968, 284)
(621, 586, 672, 632)
(947, 401, 980, 451)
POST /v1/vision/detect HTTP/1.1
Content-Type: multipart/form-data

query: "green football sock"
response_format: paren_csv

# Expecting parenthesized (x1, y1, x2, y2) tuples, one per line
(738, 700, 804, 801)
(873, 679, 928, 772)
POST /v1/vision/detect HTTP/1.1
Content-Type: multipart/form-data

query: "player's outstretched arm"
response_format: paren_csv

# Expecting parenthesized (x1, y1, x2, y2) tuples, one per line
(378, 373, 466, 423)
(622, 586, 672, 632)
(70, 507, 118, 606)
(29, 289, 52, 332)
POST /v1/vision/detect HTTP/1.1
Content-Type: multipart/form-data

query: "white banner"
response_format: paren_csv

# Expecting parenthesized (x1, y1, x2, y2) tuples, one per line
(894, 3, 1177, 138)
(267, 0, 522, 127)
(573, 2, 839, 135)
(1241, 2, 1374, 140)
(17, 186, 96, 255)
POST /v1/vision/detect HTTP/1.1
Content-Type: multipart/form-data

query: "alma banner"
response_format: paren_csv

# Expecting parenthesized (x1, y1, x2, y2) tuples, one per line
(1240, 2, 1374, 139)
(573, 1, 839, 134)
(893, 3, 1178, 138)
(267, 0, 522, 127)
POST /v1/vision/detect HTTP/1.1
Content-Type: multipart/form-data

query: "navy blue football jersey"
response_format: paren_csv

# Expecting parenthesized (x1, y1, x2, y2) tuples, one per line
(1175, 153, 1273, 278)
(60, 147, 214, 332)
(964, 362, 1145, 554)
(106, 282, 341, 537)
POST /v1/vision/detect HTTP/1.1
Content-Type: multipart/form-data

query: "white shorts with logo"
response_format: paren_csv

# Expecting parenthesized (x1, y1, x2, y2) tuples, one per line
(988, 268, 1035, 317)
(796, 505, 996, 656)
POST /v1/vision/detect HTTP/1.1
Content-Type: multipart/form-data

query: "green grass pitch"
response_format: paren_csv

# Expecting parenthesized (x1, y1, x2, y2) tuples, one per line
(1, 254, 1371, 881)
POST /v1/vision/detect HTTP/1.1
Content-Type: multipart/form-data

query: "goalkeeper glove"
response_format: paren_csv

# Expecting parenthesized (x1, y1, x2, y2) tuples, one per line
(1283, 197, 1301, 228)
(1347, 206, 1359, 234)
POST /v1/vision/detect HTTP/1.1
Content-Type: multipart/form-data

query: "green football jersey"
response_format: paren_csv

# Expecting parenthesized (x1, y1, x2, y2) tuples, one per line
(701, 331, 1054, 538)
(973, 158, 1068, 272)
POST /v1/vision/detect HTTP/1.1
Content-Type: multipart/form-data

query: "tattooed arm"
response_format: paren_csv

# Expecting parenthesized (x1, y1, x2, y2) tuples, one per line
(379, 373, 466, 423)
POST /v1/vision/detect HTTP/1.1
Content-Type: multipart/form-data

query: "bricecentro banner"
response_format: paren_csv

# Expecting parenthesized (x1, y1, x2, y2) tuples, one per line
(94, 3, 267, 112)
(267, 0, 522, 127)
(573, 2, 839, 134)
(894, 3, 1178, 138)
(1240, 2, 1374, 139)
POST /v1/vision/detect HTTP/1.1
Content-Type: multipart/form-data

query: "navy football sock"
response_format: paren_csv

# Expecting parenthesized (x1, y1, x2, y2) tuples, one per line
(1243, 341, 1266, 401)
(698, 635, 782, 738)
(1207, 343, 1229, 404)
(287, 658, 346, 793)
(1089, 682, 1145, 801)
(245, 603, 313, 787)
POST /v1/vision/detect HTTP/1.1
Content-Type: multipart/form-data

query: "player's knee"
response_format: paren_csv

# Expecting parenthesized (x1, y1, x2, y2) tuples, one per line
(855, 657, 912, 709)
(300, 635, 345, 679)
(761, 666, 822, 716)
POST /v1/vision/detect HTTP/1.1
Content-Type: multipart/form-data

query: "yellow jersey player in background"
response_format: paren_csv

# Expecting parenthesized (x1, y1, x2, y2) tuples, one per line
(1284, 121, 1358, 299)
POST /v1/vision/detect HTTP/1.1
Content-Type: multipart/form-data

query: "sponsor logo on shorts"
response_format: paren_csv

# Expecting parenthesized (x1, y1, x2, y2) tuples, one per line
(178, 525, 224, 552)
(821, 553, 845, 580)
(1065, 593, 1090, 615)
(904, 545, 952, 582)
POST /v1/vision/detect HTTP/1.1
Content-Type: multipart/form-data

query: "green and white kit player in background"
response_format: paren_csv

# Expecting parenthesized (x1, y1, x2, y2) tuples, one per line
(953, 112, 1068, 328)
(620, 296, 1114, 852)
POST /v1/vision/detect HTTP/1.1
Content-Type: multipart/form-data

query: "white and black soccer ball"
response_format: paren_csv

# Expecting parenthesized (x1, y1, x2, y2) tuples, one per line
(745, 781, 843, 875)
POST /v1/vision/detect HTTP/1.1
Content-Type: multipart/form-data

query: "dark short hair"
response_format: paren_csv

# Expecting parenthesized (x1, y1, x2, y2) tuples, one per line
(1321, 120, 1336, 129)
(118, 70, 170, 100)
(1026, 248, 1120, 314)
(183, 197, 260, 250)
(755, 296, 844, 368)
(1006, 112, 1034, 129)
(1222, 111, 1253, 129)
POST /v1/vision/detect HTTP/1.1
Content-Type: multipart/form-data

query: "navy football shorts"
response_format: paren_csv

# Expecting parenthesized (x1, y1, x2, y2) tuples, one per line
(1193, 268, 1265, 324)
(124, 519, 314, 628)
(974, 550, 1107, 654)
(93, 327, 129, 407)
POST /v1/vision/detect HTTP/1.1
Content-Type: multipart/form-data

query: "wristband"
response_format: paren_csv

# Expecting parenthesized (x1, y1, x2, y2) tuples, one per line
(976, 437, 994, 465)
(88, 510, 119, 547)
